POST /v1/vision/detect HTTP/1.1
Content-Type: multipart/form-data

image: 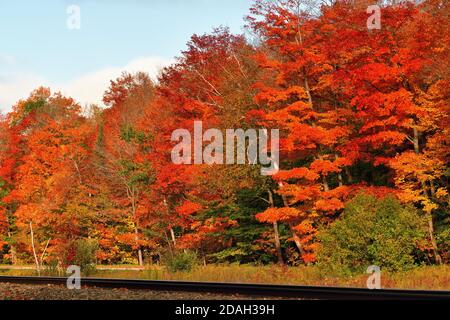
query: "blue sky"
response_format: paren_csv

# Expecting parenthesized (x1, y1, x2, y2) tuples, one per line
(0, 0, 252, 111)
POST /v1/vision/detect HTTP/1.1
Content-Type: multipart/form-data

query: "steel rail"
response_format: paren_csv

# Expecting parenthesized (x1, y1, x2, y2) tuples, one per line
(0, 276, 449, 300)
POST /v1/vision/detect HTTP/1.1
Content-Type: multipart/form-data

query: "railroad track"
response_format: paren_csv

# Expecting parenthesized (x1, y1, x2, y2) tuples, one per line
(0, 276, 449, 300)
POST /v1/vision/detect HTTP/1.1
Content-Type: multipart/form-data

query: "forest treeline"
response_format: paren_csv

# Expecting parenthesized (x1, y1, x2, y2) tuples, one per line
(0, 0, 448, 271)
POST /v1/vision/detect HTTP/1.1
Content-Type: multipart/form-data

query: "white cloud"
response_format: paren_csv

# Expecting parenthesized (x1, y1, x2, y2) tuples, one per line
(59, 56, 173, 108)
(0, 73, 51, 112)
(0, 56, 173, 113)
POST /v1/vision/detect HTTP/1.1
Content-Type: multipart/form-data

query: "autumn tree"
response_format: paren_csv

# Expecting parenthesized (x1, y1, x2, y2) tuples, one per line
(98, 72, 156, 266)
(1, 88, 94, 267)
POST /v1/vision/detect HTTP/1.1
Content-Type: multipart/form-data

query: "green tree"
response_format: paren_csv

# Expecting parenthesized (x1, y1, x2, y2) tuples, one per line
(318, 194, 428, 275)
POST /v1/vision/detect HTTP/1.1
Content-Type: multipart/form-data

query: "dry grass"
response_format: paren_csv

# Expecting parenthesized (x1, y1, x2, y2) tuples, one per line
(139, 265, 450, 291)
(1, 264, 449, 291)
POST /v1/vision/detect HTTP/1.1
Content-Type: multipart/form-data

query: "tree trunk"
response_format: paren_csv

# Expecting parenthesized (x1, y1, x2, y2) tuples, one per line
(7, 231, 17, 265)
(268, 190, 284, 265)
(164, 198, 178, 251)
(134, 225, 144, 267)
(429, 180, 436, 198)
(413, 127, 442, 265)
(29, 222, 40, 274)
(6, 213, 17, 265)
(345, 167, 353, 184)
(200, 245, 207, 266)
(169, 227, 177, 247)
(337, 173, 344, 187)
(289, 224, 306, 257)
(272, 221, 284, 265)
(335, 155, 344, 187)
(318, 156, 330, 192)
(278, 183, 305, 258)
(164, 231, 174, 258)
(427, 213, 443, 265)
(40, 238, 51, 267)
(322, 175, 330, 192)
(413, 127, 420, 154)
(9, 244, 17, 265)
(130, 189, 143, 267)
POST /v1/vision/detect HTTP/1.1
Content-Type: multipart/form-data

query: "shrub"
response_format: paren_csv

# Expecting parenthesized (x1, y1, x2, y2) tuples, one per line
(437, 228, 450, 264)
(164, 251, 198, 273)
(42, 259, 61, 276)
(74, 239, 98, 276)
(318, 194, 427, 275)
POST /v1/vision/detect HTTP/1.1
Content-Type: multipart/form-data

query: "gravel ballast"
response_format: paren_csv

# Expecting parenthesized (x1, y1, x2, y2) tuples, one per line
(0, 282, 277, 300)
